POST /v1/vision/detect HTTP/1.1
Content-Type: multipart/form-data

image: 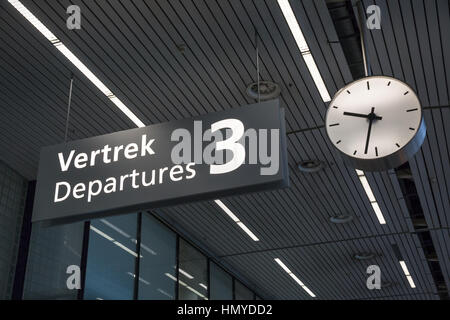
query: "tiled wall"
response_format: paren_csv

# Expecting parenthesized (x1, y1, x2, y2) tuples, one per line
(0, 160, 27, 299)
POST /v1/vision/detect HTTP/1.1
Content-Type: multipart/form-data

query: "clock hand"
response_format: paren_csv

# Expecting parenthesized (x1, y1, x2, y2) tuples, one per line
(343, 111, 382, 120)
(364, 107, 376, 154)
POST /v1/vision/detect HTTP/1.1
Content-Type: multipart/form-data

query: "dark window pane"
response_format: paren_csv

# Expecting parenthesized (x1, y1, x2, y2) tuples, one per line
(138, 214, 176, 300)
(234, 280, 253, 300)
(0, 160, 27, 299)
(23, 222, 84, 300)
(210, 262, 233, 300)
(178, 239, 208, 300)
(84, 214, 137, 300)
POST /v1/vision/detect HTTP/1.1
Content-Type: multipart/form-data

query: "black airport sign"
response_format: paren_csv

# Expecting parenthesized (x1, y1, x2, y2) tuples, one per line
(33, 99, 289, 225)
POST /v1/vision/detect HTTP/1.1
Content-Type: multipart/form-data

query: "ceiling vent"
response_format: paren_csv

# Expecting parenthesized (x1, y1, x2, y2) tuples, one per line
(298, 160, 325, 173)
(246, 81, 281, 101)
(353, 253, 378, 260)
(329, 214, 354, 224)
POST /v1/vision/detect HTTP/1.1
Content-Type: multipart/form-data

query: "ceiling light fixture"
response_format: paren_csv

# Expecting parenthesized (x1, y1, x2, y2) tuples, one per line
(355, 169, 386, 224)
(90, 225, 141, 258)
(297, 160, 324, 173)
(399, 260, 416, 288)
(126, 272, 150, 285)
(215, 200, 260, 241)
(274, 258, 316, 298)
(353, 252, 377, 261)
(246, 81, 281, 101)
(8, 0, 145, 128)
(329, 214, 354, 224)
(277, 0, 331, 102)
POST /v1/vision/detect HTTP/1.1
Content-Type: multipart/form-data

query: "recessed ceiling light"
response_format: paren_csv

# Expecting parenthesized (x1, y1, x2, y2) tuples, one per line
(329, 214, 354, 224)
(297, 160, 324, 173)
(353, 252, 377, 260)
(246, 81, 281, 101)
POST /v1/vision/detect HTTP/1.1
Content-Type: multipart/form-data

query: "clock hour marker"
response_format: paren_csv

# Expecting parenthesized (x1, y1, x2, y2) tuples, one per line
(375, 147, 378, 157)
(404, 91, 409, 95)
(353, 150, 357, 155)
(367, 81, 370, 90)
(329, 123, 340, 127)
(347, 90, 351, 94)
(333, 106, 338, 109)
(387, 81, 391, 86)
(409, 127, 415, 131)
(396, 143, 400, 148)
(406, 108, 418, 112)
(336, 140, 342, 144)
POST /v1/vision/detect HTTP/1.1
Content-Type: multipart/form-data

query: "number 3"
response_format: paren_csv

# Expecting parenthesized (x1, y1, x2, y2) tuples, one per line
(210, 119, 245, 174)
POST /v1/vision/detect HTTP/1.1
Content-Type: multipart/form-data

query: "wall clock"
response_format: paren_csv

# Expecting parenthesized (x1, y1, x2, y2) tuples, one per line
(325, 76, 426, 171)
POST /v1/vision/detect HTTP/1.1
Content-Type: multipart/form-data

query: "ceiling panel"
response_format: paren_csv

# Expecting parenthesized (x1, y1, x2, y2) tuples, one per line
(0, 0, 448, 299)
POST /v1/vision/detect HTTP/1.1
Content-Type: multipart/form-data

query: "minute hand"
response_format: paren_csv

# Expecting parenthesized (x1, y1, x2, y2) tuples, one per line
(364, 107, 376, 154)
(343, 111, 382, 120)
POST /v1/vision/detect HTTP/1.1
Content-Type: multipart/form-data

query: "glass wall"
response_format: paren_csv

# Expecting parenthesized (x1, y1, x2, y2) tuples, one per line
(210, 262, 233, 300)
(83, 214, 138, 300)
(22, 210, 259, 300)
(178, 239, 208, 300)
(138, 214, 176, 300)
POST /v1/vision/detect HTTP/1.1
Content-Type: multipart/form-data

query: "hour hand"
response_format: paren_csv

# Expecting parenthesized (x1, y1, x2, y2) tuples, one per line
(343, 111, 382, 120)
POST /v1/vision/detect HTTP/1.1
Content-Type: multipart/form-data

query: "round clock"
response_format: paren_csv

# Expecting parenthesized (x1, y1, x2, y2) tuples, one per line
(325, 76, 426, 171)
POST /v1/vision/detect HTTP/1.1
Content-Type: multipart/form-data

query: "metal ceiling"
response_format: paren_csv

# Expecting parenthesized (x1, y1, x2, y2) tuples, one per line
(0, 0, 448, 299)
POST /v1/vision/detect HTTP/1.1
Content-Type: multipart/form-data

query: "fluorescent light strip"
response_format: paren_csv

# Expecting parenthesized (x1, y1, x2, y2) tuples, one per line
(274, 258, 316, 298)
(179, 268, 194, 280)
(100, 219, 131, 238)
(215, 200, 260, 241)
(236, 222, 260, 242)
(157, 288, 173, 299)
(9, 0, 145, 128)
(165, 273, 177, 282)
(90, 225, 114, 241)
(399, 261, 416, 288)
(355, 169, 387, 225)
(164, 273, 207, 300)
(13, 0, 258, 244)
(215, 199, 240, 222)
(277, 0, 331, 102)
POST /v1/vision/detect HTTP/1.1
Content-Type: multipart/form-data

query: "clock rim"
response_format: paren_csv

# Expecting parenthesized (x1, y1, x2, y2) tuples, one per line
(325, 76, 426, 171)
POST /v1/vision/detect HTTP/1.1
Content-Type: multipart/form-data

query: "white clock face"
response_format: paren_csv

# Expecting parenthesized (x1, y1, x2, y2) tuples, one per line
(326, 76, 423, 160)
